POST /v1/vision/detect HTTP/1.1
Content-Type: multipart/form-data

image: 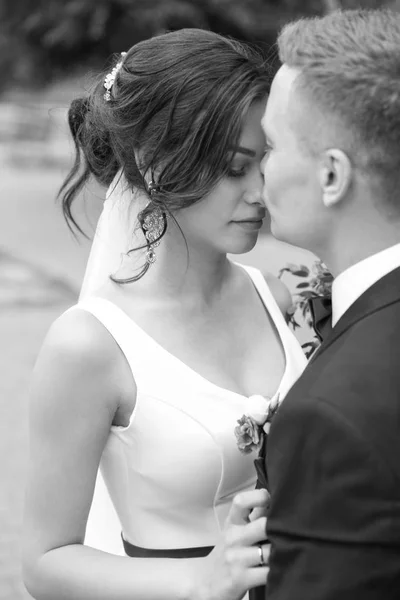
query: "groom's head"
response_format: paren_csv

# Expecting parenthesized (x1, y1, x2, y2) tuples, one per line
(262, 9, 400, 256)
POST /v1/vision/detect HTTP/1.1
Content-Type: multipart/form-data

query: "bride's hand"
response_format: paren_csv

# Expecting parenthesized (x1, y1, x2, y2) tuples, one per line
(249, 489, 271, 522)
(194, 489, 270, 600)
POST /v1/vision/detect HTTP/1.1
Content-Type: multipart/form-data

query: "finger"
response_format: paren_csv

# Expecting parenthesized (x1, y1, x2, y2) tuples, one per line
(230, 543, 271, 568)
(245, 566, 270, 590)
(242, 517, 268, 546)
(228, 489, 269, 525)
(249, 504, 269, 521)
(229, 517, 268, 547)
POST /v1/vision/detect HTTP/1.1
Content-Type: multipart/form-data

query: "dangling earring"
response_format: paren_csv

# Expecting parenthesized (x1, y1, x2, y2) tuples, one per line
(142, 205, 165, 264)
(142, 179, 165, 264)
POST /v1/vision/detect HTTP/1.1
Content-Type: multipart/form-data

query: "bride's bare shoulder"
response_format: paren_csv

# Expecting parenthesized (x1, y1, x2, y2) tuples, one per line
(32, 307, 136, 415)
(44, 307, 119, 366)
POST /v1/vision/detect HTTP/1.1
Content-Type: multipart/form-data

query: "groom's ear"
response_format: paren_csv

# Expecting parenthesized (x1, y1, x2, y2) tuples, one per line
(319, 149, 352, 208)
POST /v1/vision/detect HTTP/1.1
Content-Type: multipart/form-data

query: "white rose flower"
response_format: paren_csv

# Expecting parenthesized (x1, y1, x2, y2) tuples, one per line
(245, 394, 272, 425)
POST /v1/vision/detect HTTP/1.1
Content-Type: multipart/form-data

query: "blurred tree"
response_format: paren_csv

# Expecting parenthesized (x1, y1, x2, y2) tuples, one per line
(0, 0, 397, 91)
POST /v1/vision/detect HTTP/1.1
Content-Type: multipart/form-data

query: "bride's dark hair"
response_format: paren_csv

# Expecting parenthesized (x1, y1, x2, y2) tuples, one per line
(60, 28, 270, 277)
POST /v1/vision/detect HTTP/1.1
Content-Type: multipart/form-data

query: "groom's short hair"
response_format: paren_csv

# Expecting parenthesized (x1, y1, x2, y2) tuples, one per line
(277, 9, 400, 210)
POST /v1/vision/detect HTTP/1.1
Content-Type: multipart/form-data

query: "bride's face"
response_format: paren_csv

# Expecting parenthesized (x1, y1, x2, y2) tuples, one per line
(172, 100, 267, 255)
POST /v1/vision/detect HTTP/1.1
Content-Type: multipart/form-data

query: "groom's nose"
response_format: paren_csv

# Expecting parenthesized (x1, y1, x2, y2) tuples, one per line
(260, 154, 267, 177)
(246, 168, 264, 201)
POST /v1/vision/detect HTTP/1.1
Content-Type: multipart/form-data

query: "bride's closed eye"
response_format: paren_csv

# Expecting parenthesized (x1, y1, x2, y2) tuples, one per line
(227, 164, 249, 178)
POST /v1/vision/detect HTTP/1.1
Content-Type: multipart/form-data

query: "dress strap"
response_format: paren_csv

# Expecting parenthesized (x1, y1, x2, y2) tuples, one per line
(69, 296, 201, 394)
(237, 263, 308, 400)
(236, 263, 288, 329)
(70, 297, 154, 366)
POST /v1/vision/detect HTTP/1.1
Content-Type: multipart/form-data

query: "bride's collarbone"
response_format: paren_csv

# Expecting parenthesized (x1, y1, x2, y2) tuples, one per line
(144, 312, 284, 397)
(106, 288, 283, 360)
(100, 288, 285, 394)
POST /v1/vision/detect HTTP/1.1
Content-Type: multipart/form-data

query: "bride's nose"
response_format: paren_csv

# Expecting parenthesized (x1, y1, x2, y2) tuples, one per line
(243, 188, 263, 206)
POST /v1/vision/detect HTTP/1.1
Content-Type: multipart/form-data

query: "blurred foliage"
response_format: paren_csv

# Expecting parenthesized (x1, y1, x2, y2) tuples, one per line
(0, 0, 398, 90)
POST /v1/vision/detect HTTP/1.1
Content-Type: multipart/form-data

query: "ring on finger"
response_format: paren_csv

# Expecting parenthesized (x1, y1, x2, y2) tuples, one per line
(258, 544, 266, 566)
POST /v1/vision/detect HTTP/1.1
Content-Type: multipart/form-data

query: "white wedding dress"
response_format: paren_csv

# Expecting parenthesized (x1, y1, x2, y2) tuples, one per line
(78, 176, 308, 572)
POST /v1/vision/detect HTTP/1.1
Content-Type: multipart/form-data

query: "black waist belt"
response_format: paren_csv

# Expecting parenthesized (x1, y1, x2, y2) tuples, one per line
(122, 535, 213, 559)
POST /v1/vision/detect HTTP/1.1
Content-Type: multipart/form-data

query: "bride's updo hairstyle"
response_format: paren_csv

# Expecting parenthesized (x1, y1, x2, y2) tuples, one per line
(60, 29, 270, 238)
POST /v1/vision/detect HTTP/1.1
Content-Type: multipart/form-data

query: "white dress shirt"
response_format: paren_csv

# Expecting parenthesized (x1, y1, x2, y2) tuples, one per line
(332, 243, 400, 326)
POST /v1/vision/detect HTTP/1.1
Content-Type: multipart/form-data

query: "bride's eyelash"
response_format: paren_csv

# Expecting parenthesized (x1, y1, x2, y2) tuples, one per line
(227, 146, 271, 177)
(228, 164, 249, 177)
(227, 166, 247, 178)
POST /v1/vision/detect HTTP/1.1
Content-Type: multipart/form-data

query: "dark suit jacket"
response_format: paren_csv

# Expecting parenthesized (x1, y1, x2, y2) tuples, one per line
(260, 266, 400, 599)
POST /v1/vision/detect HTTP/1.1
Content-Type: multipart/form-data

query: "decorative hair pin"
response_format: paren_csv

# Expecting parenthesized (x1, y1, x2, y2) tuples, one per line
(104, 51, 127, 101)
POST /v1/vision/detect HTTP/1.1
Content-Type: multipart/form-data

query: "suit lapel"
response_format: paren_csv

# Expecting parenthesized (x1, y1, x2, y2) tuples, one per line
(313, 266, 400, 362)
(257, 267, 400, 491)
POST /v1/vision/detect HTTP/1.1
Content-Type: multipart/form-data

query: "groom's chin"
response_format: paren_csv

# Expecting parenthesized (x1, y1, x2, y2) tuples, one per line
(269, 219, 306, 250)
(269, 219, 291, 244)
(270, 224, 320, 257)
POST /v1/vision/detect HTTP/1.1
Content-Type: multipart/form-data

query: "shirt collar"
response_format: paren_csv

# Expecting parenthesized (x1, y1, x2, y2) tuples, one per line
(332, 243, 400, 326)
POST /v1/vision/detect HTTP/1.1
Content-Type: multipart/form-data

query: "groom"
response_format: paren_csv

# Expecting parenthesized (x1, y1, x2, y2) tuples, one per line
(257, 8, 400, 599)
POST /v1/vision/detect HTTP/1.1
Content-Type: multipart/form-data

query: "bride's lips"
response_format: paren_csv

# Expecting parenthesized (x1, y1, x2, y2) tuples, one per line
(231, 216, 265, 232)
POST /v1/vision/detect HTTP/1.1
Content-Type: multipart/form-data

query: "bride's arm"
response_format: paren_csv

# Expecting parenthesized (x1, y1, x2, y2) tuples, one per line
(22, 310, 268, 600)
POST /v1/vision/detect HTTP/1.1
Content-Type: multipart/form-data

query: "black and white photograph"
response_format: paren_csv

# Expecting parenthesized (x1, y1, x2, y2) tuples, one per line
(1, 1, 400, 599)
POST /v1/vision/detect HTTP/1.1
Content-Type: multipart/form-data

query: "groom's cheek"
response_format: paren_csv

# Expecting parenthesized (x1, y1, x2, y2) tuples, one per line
(262, 166, 278, 210)
(261, 182, 269, 208)
(263, 160, 287, 211)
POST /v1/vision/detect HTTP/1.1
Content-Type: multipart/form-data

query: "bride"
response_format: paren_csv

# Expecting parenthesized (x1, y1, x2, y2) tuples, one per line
(22, 29, 307, 600)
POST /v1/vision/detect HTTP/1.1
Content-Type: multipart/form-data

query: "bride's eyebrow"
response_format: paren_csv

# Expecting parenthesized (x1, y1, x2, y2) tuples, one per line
(229, 146, 256, 157)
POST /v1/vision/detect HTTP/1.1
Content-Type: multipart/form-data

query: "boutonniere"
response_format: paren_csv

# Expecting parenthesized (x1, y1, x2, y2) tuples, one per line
(278, 260, 334, 358)
(234, 393, 280, 455)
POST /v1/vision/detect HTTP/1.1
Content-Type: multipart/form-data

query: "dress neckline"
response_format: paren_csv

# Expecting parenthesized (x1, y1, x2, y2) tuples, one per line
(80, 265, 291, 402)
